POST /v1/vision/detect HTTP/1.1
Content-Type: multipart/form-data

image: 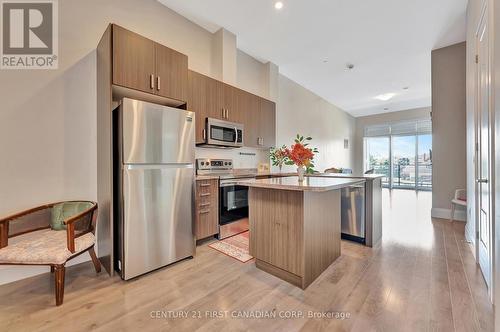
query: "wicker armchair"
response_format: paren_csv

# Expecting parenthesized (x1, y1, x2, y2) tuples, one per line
(0, 201, 100, 306)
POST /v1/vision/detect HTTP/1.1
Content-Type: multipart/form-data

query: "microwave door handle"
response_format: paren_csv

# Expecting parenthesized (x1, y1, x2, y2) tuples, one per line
(234, 127, 238, 144)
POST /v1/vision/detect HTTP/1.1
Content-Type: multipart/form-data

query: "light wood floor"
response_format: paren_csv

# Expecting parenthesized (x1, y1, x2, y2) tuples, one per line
(0, 190, 493, 331)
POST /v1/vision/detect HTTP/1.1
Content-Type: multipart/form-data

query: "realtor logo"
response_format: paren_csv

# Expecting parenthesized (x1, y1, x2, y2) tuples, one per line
(1, 0, 58, 69)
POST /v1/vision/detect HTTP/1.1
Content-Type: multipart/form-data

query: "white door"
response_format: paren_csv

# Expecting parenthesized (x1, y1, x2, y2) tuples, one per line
(476, 11, 492, 287)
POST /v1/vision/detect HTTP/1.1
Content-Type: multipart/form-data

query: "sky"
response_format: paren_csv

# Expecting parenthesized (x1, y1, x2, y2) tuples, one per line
(366, 135, 432, 161)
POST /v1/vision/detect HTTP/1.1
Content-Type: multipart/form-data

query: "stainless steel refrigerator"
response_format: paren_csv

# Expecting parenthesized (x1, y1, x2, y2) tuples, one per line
(115, 98, 195, 280)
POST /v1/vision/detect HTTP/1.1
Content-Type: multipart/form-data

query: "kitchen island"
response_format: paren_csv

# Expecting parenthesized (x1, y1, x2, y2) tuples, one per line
(257, 172, 384, 247)
(236, 176, 365, 289)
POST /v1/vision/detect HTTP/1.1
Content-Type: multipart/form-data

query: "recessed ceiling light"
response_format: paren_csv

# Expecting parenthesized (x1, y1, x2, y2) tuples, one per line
(374, 93, 396, 101)
(274, 1, 283, 10)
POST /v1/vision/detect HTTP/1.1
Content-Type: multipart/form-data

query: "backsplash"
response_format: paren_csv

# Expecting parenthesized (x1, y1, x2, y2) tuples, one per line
(195, 147, 270, 169)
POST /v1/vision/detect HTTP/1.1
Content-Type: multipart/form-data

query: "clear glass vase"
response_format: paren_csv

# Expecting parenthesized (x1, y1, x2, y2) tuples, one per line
(297, 166, 305, 182)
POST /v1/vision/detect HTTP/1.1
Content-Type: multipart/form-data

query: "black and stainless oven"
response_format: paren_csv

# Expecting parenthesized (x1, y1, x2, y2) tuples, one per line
(219, 178, 251, 239)
(198, 118, 244, 148)
(196, 158, 252, 239)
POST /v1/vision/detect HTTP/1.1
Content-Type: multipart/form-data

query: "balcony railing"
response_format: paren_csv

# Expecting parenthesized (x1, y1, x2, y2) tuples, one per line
(370, 164, 432, 189)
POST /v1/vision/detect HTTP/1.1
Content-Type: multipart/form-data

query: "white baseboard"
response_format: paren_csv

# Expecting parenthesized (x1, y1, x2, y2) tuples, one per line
(0, 253, 90, 286)
(431, 207, 466, 222)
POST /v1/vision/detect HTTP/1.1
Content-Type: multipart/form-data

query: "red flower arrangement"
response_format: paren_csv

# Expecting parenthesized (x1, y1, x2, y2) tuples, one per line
(286, 144, 314, 167)
(284, 135, 319, 174)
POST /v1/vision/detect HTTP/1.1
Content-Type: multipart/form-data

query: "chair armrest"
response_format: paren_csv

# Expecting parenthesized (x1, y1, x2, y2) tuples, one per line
(454, 189, 467, 201)
(0, 203, 56, 249)
(64, 203, 97, 253)
(0, 223, 8, 249)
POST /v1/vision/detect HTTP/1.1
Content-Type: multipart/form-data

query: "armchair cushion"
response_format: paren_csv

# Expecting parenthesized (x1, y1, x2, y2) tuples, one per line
(50, 201, 93, 231)
(0, 229, 95, 265)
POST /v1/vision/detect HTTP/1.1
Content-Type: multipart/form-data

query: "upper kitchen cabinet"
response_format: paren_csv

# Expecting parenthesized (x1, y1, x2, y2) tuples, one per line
(259, 98, 276, 149)
(221, 84, 241, 123)
(238, 89, 260, 148)
(155, 44, 188, 102)
(187, 69, 276, 149)
(113, 25, 155, 94)
(237, 92, 276, 149)
(188, 70, 223, 144)
(112, 24, 188, 103)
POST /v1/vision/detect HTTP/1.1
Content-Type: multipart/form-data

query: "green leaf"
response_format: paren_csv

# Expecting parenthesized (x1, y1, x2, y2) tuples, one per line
(306, 137, 312, 140)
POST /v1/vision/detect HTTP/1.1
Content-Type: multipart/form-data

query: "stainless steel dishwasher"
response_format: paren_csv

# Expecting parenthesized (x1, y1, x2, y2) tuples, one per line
(341, 183, 366, 244)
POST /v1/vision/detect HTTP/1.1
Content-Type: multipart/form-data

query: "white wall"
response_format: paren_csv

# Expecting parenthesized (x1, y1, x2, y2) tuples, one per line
(276, 75, 356, 173)
(236, 50, 268, 99)
(0, 0, 356, 284)
(465, 0, 483, 251)
(431, 42, 467, 219)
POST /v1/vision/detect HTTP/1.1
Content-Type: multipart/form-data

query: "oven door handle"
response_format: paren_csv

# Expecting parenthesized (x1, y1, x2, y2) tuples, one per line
(220, 182, 238, 187)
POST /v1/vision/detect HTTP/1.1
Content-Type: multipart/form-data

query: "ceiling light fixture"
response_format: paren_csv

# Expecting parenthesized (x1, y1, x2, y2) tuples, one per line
(274, 1, 283, 10)
(374, 93, 396, 101)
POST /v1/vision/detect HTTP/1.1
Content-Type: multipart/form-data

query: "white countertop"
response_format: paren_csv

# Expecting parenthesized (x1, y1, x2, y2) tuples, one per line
(236, 176, 365, 192)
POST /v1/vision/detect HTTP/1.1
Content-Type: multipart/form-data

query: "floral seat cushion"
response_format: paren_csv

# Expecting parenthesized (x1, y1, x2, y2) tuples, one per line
(0, 229, 95, 265)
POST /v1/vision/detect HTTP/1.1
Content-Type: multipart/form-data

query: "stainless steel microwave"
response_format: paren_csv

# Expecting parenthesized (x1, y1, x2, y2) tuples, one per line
(198, 118, 244, 148)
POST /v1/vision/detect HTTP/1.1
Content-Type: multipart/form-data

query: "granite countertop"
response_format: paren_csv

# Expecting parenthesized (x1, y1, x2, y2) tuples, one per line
(311, 173, 385, 180)
(257, 172, 384, 180)
(236, 176, 365, 192)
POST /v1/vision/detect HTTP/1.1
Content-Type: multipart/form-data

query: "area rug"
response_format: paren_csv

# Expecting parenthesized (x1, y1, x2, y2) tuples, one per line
(208, 231, 253, 263)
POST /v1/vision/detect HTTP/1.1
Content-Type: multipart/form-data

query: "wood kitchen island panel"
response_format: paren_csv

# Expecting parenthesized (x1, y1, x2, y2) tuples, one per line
(248, 185, 342, 289)
(249, 188, 304, 276)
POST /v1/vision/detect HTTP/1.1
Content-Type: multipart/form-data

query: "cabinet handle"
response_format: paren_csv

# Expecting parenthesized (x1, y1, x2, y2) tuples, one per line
(199, 210, 210, 214)
(157, 76, 161, 91)
(226, 109, 229, 119)
(150, 74, 155, 89)
(200, 183, 211, 187)
(222, 108, 225, 118)
(199, 202, 210, 207)
(203, 129, 207, 140)
(200, 193, 211, 197)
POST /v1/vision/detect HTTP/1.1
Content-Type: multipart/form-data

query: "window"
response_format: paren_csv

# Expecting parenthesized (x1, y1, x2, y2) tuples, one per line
(364, 119, 432, 190)
(364, 137, 390, 186)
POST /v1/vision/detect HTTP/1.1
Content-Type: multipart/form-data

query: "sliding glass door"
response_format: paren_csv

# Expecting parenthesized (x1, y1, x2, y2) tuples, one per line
(417, 134, 432, 189)
(363, 119, 432, 191)
(392, 135, 416, 189)
(365, 137, 390, 186)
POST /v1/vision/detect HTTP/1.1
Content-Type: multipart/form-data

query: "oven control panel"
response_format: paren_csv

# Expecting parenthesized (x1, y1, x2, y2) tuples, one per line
(196, 158, 233, 171)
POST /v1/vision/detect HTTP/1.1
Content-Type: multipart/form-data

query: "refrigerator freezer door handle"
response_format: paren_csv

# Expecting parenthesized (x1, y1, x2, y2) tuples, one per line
(125, 163, 194, 170)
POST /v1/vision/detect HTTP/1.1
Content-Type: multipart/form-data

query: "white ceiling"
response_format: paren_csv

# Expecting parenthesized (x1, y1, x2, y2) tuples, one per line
(158, 0, 467, 117)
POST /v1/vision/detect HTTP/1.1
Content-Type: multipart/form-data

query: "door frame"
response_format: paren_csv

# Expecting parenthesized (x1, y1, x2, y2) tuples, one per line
(474, 0, 495, 302)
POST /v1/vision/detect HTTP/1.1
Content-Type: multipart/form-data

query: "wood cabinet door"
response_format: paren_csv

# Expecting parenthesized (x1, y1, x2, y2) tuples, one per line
(238, 90, 260, 148)
(188, 71, 223, 144)
(222, 84, 239, 122)
(249, 188, 303, 276)
(259, 98, 276, 148)
(195, 179, 219, 240)
(188, 70, 206, 144)
(112, 25, 155, 94)
(155, 43, 188, 102)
